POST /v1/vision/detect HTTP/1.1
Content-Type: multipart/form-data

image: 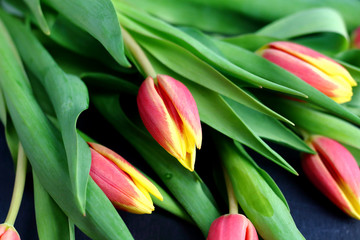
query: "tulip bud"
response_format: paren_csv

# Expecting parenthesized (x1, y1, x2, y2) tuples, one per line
(207, 214, 258, 240)
(258, 41, 357, 104)
(0, 224, 20, 240)
(302, 136, 360, 219)
(137, 74, 202, 171)
(88, 142, 163, 214)
(351, 27, 360, 49)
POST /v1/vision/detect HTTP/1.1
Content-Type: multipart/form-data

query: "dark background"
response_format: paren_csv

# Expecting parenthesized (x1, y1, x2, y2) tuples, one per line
(1, 104, 360, 240)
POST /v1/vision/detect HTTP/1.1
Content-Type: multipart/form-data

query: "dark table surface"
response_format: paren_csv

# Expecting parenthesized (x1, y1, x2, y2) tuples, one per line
(1, 106, 360, 240)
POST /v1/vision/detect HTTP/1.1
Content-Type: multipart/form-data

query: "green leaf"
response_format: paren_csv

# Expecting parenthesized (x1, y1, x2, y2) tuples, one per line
(265, 98, 360, 150)
(142, 172, 193, 222)
(213, 40, 360, 125)
(219, 137, 305, 240)
(23, 0, 50, 34)
(121, 0, 261, 34)
(42, 12, 124, 71)
(115, 3, 306, 96)
(223, 34, 280, 52)
(133, 32, 294, 125)
(200, 0, 360, 31)
(0, 12, 91, 213)
(33, 173, 75, 240)
(0, 16, 133, 240)
(42, 0, 130, 67)
(224, 97, 313, 153)
(257, 8, 348, 42)
(92, 94, 221, 236)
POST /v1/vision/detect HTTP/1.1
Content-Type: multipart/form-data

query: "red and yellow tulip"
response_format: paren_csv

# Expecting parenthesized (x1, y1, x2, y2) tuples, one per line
(302, 136, 360, 219)
(258, 41, 357, 103)
(89, 142, 163, 214)
(207, 214, 258, 240)
(0, 224, 20, 240)
(137, 75, 202, 171)
(351, 27, 360, 49)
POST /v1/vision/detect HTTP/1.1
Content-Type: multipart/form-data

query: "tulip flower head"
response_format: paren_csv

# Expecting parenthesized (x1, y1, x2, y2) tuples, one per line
(207, 214, 258, 240)
(351, 27, 360, 49)
(258, 41, 357, 103)
(0, 224, 20, 240)
(137, 75, 202, 171)
(302, 136, 360, 219)
(88, 142, 163, 214)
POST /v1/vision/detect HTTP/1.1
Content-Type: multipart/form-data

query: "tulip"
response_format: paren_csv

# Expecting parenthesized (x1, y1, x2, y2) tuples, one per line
(351, 27, 360, 49)
(88, 142, 163, 214)
(0, 224, 20, 240)
(258, 41, 357, 103)
(137, 74, 202, 171)
(207, 214, 258, 240)
(302, 136, 360, 219)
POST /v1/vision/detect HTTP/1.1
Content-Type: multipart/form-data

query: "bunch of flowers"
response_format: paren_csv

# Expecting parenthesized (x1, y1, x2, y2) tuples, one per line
(0, 0, 360, 239)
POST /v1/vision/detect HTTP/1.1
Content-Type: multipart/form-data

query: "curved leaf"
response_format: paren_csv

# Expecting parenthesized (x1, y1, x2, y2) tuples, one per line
(43, 0, 130, 67)
(115, 2, 306, 96)
(0, 16, 133, 240)
(0, 11, 91, 213)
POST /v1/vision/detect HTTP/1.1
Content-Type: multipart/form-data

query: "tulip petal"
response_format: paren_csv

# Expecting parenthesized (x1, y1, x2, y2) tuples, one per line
(137, 77, 186, 161)
(0, 225, 20, 240)
(207, 214, 258, 240)
(157, 75, 202, 149)
(303, 136, 360, 219)
(269, 41, 357, 87)
(89, 148, 154, 214)
(88, 142, 163, 201)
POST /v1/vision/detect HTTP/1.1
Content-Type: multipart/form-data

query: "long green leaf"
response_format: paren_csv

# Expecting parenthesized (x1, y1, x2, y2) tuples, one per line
(0, 16, 133, 240)
(1, 11, 91, 213)
(115, 2, 306, 97)
(92, 94, 221, 236)
(42, 0, 130, 67)
(33, 173, 75, 240)
(224, 97, 313, 153)
(122, 0, 261, 34)
(265, 98, 360, 150)
(219, 137, 305, 240)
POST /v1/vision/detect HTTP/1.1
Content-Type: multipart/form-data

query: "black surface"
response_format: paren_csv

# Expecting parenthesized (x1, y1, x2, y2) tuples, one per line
(1, 106, 360, 240)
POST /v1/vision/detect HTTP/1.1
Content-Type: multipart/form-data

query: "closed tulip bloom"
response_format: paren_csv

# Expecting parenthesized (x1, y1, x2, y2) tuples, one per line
(302, 136, 360, 219)
(351, 27, 360, 49)
(207, 214, 258, 240)
(88, 142, 163, 214)
(0, 224, 20, 240)
(258, 41, 357, 103)
(137, 75, 202, 171)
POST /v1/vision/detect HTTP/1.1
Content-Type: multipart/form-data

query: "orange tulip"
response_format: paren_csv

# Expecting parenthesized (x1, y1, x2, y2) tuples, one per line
(89, 142, 163, 214)
(207, 214, 258, 240)
(137, 75, 202, 171)
(258, 41, 357, 103)
(0, 224, 20, 240)
(302, 136, 360, 219)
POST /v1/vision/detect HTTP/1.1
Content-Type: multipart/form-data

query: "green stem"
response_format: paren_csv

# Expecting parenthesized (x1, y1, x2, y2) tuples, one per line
(223, 166, 238, 214)
(5, 143, 27, 225)
(121, 27, 157, 78)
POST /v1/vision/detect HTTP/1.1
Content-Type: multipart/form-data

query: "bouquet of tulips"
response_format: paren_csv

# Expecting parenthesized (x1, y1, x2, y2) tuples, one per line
(1, 0, 360, 239)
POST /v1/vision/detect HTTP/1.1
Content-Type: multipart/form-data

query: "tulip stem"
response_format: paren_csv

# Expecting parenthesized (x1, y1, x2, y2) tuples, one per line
(223, 166, 238, 214)
(121, 27, 157, 79)
(5, 143, 27, 226)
